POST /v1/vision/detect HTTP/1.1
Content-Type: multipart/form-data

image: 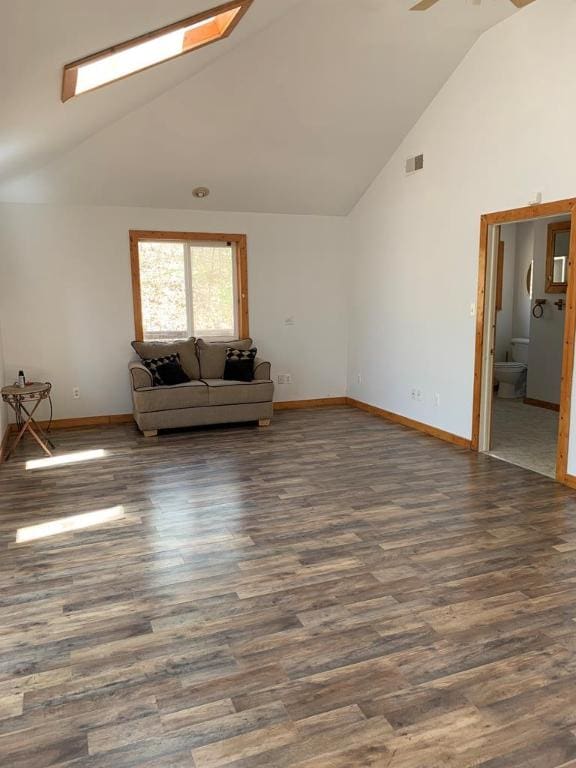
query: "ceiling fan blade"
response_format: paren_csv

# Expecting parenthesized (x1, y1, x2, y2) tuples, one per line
(410, 0, 441, 10)
(509, 0, 537, 7)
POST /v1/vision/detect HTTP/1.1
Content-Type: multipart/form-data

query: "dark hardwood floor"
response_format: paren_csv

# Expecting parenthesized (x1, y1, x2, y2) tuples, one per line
(2, 406, 576, 767)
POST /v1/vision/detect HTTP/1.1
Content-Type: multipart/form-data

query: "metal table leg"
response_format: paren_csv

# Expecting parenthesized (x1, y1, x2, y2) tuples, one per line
(19, 402, 56, 451)
(4, 398, 53, 461)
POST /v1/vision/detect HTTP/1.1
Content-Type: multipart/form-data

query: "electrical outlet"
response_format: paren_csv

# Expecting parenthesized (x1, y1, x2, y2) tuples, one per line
(357, 374, 362, 385)
(416, 388, 423, 403)
(278, 374, 292, 385)
(433, 393, 440, 407)
(410, 387, 417, 401)
(73, 387, 80, 399)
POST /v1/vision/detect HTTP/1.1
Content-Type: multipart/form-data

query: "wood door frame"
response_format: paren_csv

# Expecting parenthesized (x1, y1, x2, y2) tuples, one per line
(129, 230, 249, 342)
(471, 197, 576, 484)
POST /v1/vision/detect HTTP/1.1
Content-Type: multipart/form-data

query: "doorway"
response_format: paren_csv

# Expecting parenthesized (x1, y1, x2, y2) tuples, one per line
(472, 198, 576, 484)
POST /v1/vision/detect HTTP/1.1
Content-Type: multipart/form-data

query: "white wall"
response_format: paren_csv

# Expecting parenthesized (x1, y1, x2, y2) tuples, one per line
(526, 219, 566, 405)
(4, 1, 576, 471)
(0, 204, 348, 420)
(346, 0, 576, 472)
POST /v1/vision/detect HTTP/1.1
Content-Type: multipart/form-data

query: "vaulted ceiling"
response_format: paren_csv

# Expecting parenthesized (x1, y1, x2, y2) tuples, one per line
(0, 0, 523, 214)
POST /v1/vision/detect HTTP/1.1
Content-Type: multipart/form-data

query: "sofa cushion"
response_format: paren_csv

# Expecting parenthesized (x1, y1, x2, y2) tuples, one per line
(132, 338, 200, 380)
(196, 338, 253, 379)
(202, 378, 274, 406)
(133, 381, 209, 413)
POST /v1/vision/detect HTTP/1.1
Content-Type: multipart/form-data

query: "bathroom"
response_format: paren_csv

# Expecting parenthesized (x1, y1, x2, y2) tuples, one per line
(490, 214, 569, 477)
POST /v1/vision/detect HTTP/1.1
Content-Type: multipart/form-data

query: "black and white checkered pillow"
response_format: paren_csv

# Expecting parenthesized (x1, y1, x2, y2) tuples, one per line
(226, 348, 257, 362)
(223, 347, 257, 382)
(142, 353, 181, 386)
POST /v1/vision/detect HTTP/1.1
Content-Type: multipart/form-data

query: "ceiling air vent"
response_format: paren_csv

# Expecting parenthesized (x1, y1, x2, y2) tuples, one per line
(406, 154, 424, 174)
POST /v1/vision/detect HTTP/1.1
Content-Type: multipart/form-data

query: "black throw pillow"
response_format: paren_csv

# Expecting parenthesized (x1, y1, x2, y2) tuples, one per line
(156, 361, 190, 386)
(142, 353, 187, 386)
(223, 347, 257, 382)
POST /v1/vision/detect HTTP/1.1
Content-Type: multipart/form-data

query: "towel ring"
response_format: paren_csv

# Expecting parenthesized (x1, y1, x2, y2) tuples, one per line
(532, 299, 546, 319)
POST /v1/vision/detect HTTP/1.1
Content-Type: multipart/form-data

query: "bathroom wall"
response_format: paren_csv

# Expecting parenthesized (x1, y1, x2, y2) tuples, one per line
(494, 222, 533, 365)
(512, 223, 533, 341)
(525, 218, 568, 406)
(0, 315, 7, 447)
(497, 218, 566, 405)
(495, 224, 516, 363)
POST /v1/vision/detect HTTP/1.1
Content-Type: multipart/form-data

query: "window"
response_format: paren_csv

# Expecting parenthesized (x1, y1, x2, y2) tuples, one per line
(130, 231, 248, 342)
(62, 1, 253, 102)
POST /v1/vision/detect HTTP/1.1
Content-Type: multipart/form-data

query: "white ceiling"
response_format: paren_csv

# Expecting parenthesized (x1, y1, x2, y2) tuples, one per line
(0, 0, 522, 215)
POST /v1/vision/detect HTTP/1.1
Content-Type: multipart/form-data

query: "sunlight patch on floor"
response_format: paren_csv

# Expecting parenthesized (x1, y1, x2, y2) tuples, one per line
(26, 449, 106, 470)
(16, 505, 125, 543)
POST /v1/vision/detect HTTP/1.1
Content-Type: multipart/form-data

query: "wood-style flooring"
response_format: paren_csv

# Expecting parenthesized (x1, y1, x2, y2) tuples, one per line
(2, 406, 576, 767)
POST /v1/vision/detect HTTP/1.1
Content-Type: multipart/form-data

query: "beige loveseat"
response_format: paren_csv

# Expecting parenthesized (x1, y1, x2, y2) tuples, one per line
(128, 337, 274, 436)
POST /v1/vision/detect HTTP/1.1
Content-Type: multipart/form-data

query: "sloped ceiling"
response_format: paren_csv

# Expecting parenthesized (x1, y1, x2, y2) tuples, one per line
(0, 0, 521, 215)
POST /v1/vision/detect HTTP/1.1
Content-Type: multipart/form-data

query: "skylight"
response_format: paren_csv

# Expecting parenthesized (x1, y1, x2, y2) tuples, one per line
(62, 1, 253, 102)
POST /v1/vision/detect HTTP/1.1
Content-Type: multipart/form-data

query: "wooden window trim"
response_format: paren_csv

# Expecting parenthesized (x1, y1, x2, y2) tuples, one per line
(546, 220, 571, 294)
(62, 0, 253, 102)
(129, 230, 249, 342)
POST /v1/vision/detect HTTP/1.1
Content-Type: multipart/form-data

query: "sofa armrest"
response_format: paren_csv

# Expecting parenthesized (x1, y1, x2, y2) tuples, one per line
(253, 358, 271, 381)
(129, 361, 153, 390)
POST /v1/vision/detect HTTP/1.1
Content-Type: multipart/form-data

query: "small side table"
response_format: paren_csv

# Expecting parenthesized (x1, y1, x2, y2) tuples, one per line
(1, 382, 55, 462)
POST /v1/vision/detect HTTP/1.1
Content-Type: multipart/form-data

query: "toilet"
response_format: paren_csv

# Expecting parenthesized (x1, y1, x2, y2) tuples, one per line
(494, 338, 529, 398)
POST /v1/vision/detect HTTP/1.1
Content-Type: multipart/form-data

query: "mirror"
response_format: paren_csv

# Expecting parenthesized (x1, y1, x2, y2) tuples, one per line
(526, 262, 533, 297)
(546, 221, 570, 293)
